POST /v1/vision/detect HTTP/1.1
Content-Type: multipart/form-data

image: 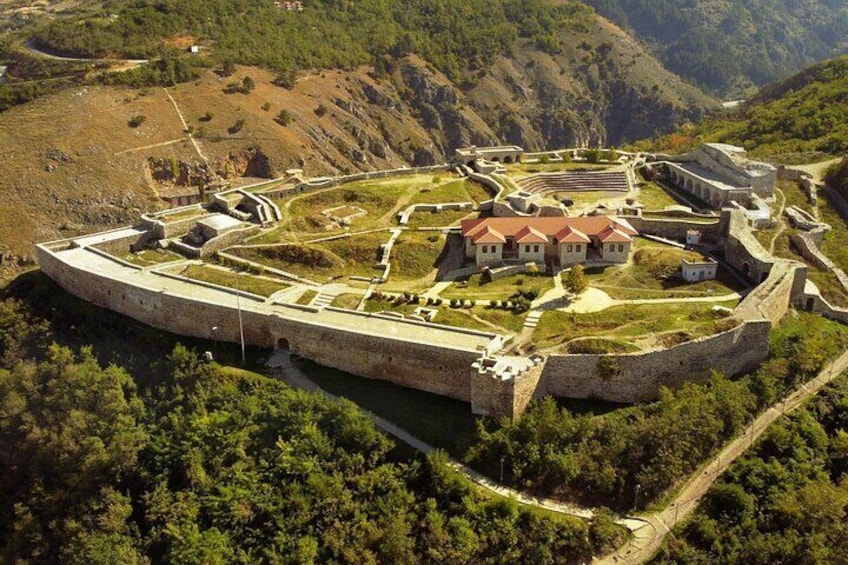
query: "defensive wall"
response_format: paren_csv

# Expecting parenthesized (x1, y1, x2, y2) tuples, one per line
(37, 240, 520, 416)
(535, 321, 771, 403)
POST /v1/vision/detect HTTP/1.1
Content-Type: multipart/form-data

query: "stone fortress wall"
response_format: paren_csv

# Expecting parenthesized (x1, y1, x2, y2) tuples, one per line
(37, 151, 824, 420)
(37, 241, 510, 414)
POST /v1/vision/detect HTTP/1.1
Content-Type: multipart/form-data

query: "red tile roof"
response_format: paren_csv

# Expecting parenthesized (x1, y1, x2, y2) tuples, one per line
(471, 225, 507, 244)
(514, 225, 548, 244)
(598, 226, 633, 243)
(555, 225, 591, 243)
(462, 216, 636, 243)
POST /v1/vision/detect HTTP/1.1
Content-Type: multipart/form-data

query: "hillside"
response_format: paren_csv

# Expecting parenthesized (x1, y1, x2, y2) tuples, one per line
(584, 0, 848, 98)
(636, 55, 848, 162)
(0, 1, 717, 266)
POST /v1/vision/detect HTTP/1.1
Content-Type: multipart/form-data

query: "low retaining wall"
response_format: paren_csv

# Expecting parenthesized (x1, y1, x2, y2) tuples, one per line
(627, 215, 725, 241)
(259, 164, 452, 200)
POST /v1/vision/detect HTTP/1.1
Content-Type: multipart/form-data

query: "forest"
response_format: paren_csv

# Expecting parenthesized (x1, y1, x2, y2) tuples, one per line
(467, 313, 848, 511)
(584, 0, 848, 97)
(0, 274, 624, 564)
(634, 55, 848, 159)
(28, 0, 593, 83)
(652, 374, 848, 563)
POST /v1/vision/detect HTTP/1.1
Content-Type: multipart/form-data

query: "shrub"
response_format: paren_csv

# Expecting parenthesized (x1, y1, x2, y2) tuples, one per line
(314, 104, 328, 117)
(127, 114, 146, 128)
(200, 111, 214, 122)
(273, 71, 296, 89)
(228, 118, 246, 134)
(275, 110, 293, 126)
(261, 102, 271, 111)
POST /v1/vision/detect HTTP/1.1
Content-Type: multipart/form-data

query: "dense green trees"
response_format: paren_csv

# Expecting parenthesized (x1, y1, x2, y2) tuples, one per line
(643, 55, 848, 158)
(0, 293, 617, 563)
(467, 313, 848, 511)
(584, 0, 848, 96)
(653, 376, 848, 564)
(28, 0, 591, 82)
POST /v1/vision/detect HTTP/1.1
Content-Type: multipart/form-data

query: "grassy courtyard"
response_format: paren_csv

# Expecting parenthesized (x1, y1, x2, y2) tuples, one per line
(120, 248, 184, 267)
(230, 231, 391, 283)
(388, 231, 447, 283)
(584, 245, 746, 299)
(363, 298, 527, 335)
(533, 301, 740, 353)
(442, 272, 555, 302)
(176, 265, 290, 297)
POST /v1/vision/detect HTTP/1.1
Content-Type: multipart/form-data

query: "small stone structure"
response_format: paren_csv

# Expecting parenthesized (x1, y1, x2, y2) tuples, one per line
(682, 257, 718, 282)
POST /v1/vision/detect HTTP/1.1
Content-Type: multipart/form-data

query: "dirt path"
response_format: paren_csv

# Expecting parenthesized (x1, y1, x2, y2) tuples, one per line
(791, 157, 842, 185)
(24, 40, 149, 66)
(163, 88, 208, 164)
(599, 349, 848, 564)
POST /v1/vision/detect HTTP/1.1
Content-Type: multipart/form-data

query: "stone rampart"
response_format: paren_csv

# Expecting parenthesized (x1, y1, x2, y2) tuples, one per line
(37, 244, 497, 412)
(539, 321, 771, 403)
(724, 211, 775, 283)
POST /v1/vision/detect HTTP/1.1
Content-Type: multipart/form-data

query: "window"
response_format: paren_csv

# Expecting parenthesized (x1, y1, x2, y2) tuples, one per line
(482, 245, 488, 254)
(618, 244, 624, 252)
(533, 245, 540, 253)
(566, 244, 573, 252)
(576, 244, 581, 252)
(525, 245, 531, 253)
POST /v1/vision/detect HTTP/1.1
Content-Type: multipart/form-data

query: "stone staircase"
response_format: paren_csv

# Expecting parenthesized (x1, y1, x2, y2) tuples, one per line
(523, 310, 543, 330)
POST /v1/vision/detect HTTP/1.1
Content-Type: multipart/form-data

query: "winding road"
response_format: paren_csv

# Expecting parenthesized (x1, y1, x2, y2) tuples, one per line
(24, 40, 148, 67)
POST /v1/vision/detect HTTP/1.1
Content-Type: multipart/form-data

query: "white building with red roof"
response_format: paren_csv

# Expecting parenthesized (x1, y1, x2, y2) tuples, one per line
(461, 216, 637, 269)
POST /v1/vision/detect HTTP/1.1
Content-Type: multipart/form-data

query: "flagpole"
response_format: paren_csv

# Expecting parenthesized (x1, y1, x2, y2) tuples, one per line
(237, 291, 246, 364)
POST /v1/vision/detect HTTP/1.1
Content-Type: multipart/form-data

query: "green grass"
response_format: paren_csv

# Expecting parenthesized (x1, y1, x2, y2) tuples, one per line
(295, 357, 480, 457)
(807, 271, 848, 308)
(533, 301, 739, 351)
(818, 190, 848, 274)
(506, 161, 611, 174)
(778, 179, 814, 216)
(442, 273, 554, 301)
(404, 209, 473, 229)
(286, 177, 419, 233)
(408, 179, 477, 205)
(584, 246, 746, 299)
(178, 265, 289, 297)
(331, 293, 363, 309)
(637, 180, 688, 210)
(363, 299, 512, 334)
(389, 231, 446, 282)
(552, 191, 627, 209)
(230, 231, 389, 283)
(120, 249, 183, 266)
(295, 289, 317, 305)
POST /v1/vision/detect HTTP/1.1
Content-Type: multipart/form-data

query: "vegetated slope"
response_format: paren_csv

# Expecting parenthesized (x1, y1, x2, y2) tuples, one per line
(639, 55, 848, 160)
(0, 286, 626, 564)
(0, 3, 717, 266)
(652, 374, 848, 565)
(584, 0, 848, 98)
(12, 0, 718, 148)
